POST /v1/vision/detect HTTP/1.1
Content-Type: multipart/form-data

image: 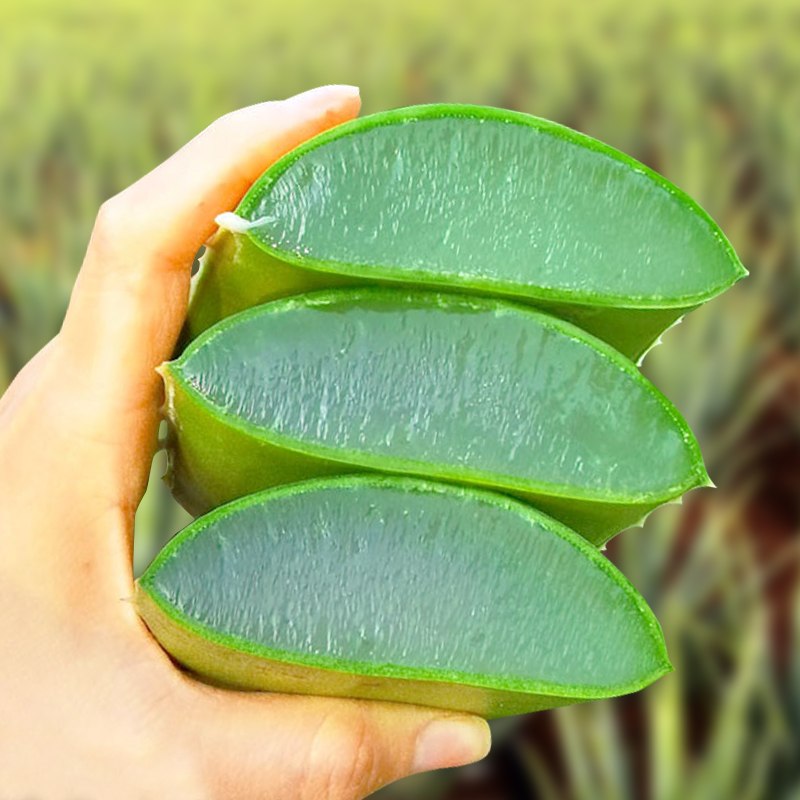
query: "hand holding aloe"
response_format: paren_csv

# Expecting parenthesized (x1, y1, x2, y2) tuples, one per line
(0, 84, 742, 797)
(0, 87, 490, 800)
(141, 101, 742, 718)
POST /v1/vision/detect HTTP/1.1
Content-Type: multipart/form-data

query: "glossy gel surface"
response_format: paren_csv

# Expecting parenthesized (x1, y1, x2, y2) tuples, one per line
(184, 106, 745, 356)
(240, 107, 742, 307)
(163, 289, 708, 543)
(136, 476, 671, 716)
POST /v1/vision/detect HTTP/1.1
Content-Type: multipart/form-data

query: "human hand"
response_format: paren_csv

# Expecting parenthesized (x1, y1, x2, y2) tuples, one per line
(0, 85, 491, 799)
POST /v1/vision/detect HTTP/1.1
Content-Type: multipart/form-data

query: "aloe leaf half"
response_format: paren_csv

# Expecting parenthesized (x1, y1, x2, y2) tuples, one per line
(135, 475, 672, 718)
(161, 288, 709, 545)
(183, 104, 746, 360)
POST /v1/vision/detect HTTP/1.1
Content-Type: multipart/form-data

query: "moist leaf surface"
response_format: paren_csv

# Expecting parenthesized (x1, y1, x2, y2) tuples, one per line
(138, 477, 670, 701)
(175, 289, 704, 504)
(238, 105, 744, 306)
(182, 105, 745, 355)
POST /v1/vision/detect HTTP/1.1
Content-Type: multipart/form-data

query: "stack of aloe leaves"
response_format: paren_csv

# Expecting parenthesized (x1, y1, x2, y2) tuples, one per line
(135, 105, 746, 719)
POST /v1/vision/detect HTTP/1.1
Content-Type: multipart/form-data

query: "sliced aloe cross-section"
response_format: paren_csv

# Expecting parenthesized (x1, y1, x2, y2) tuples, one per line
(184, 103, 746, 360)
(135, 475, 672, 718)
(162, 288, 708, 545)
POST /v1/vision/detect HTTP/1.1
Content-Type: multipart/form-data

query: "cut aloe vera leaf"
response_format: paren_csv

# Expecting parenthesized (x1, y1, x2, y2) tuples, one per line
(162, 288, 709, 545)
(135, 475, 672, 718)
(183, 103, 746, 360)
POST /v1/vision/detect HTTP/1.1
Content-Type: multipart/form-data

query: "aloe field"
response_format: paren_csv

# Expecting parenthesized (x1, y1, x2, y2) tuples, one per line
(2, 0, 799, 796)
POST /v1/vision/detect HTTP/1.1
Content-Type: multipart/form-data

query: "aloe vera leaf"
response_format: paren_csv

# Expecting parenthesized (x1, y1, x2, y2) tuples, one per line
(181, 229, 361, 349)
(161, 288, 709, 545)
(183, 104, 746, 360)
(135, 475, 672, 718)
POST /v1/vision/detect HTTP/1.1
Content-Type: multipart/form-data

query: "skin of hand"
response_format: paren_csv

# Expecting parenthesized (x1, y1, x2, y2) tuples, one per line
(0, 85, 491, 799)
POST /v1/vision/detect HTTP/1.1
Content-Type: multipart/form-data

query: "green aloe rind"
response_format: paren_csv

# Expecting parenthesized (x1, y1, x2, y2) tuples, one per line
(161, 287, 710, 545)
(135, 474, 672, 718)
(183, 104, 746, 360)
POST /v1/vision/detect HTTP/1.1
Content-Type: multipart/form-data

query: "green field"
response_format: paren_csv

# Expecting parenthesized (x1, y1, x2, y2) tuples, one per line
(2, 0, 799, 796)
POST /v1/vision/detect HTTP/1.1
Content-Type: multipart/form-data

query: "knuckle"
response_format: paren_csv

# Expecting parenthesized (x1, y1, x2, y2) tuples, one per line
(206, 109, 242, 138)
(304, 707, 382, 800)
(209, 109, 233, 129)
(343, 713, 381, 796)
(87, 194, 170, 297)
(95, 197, 126, 239)
(89, 197, 131, 265)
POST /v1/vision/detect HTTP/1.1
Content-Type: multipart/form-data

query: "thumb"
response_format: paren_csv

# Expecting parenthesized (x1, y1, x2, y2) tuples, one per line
(191, 689, 491, 800)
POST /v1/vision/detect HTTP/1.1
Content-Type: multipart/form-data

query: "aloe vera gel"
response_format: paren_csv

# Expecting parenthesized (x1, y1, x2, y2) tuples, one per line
(185, 104, 745, 359)
(137, 103, 742, 718)
(163, 289, 708, 545)
(136, 477, 672, 718)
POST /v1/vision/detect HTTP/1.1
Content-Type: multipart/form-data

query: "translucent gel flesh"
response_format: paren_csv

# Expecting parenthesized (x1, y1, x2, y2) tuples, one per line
(180, 293, 697, 499)
(147, 481, 665, 687)
(243, 114, 738, 302)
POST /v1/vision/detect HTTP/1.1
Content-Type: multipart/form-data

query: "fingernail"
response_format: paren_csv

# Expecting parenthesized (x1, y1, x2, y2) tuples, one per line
(287, 84, 360, 107)
(412, 717, 491, 774)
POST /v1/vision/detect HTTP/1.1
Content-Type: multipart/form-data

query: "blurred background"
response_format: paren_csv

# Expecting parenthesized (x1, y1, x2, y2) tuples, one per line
(2, 0, 799, 796)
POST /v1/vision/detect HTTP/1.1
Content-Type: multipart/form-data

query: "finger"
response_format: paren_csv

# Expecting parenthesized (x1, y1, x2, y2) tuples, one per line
(53, 85, 360, 498)
(190, 689, 491, 800)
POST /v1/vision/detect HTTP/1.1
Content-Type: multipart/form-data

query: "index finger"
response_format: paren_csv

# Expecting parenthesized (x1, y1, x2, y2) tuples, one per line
(111, 85, 362, 275)
(63, 84, 360, 373)
(55, 85, 360, 508)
